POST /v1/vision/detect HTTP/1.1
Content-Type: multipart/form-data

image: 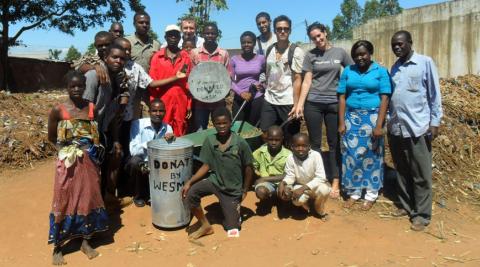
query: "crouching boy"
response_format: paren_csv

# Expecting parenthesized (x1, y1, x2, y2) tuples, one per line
(253, 125, 291, 203)
(278, 133, 330, 220)
(182, 107, 254, 239)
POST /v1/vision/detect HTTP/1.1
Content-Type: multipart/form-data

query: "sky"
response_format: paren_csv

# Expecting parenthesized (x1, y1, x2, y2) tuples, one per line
(8, 0, 446, 58)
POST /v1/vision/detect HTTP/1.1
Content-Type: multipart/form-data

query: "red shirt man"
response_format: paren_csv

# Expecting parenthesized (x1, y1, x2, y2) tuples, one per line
(149, 25, 193, 136)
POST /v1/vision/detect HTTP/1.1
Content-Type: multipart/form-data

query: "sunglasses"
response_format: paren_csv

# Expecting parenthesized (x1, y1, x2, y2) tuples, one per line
(275, 27, 290, 33)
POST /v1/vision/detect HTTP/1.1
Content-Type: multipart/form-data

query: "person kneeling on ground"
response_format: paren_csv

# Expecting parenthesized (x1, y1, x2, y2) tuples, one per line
(127, 99, 175, 207)
(182, 107, 254, 239)
(253, 125, 291, 210)
(278, 133, 330, 220)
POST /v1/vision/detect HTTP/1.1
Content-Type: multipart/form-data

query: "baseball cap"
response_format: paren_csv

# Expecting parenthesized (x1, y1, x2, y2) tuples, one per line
(165, 24, 181, 33)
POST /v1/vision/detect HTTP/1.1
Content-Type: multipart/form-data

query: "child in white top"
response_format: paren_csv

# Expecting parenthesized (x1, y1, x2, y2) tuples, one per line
(278, 133, 331, 220)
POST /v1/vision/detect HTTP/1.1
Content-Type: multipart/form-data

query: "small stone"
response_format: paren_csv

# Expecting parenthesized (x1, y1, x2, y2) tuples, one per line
(311, 249, 320, 255)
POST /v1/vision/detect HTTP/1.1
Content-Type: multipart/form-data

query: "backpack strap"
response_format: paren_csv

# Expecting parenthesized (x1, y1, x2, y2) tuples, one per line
(265, 42, 276, 60)
(287, 43, 298, 72)
(257, 36, 264, 55)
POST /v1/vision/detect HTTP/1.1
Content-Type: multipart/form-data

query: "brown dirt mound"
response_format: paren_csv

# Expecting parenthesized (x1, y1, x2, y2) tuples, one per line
(432, 75, 480, 204)
(0, 90, 66, 170)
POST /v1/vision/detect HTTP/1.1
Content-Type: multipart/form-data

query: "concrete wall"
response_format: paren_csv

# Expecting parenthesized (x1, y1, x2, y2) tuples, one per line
(352, 0, 480, 78)
(0, 57, 71, 92)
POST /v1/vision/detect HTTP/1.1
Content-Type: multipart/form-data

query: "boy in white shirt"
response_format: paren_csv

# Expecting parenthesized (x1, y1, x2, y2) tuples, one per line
(278, 133, 330, 220)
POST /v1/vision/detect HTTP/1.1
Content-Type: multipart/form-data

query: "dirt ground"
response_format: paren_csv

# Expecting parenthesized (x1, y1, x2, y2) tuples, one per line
(1, 160, 479, 267)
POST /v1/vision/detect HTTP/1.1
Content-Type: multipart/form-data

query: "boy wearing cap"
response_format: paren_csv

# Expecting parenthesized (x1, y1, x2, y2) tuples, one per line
(149, 24, 193, 136)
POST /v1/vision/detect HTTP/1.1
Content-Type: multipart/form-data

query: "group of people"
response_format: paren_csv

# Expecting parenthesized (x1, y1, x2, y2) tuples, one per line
(46, 9, 442, 265)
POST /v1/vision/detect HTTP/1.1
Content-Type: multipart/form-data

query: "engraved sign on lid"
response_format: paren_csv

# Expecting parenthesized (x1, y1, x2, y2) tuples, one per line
(188, 62, 231, 103)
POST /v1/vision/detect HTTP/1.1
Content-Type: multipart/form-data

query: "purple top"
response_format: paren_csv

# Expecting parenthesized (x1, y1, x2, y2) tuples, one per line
(231, 54, 266, 98)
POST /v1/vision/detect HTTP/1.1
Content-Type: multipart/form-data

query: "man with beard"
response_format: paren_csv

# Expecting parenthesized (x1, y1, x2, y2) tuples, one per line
(149, 25, 193, 136)
(255, 12, 277, 55)
(388, 30, 443, 232)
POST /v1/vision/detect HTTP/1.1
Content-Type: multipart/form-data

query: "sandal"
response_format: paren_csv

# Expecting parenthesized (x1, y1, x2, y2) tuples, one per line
(343, 198, 357, 209)
(361, 200, 375, 211)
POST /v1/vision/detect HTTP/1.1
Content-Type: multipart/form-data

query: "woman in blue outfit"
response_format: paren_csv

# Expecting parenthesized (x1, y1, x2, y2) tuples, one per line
(337, 40, 391, 211)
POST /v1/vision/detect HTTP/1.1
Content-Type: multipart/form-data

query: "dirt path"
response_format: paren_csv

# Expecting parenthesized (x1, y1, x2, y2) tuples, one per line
(1, 160, 479, 267)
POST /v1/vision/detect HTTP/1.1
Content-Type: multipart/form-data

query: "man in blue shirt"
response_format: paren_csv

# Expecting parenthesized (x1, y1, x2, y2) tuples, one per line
(388, 30, 443, 231)
(126, 99, 175, 207)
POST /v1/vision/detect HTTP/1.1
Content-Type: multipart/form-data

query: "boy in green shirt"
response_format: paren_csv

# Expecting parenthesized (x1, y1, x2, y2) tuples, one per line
(253, 126, 291, 204)
(182, 107, 254, 239)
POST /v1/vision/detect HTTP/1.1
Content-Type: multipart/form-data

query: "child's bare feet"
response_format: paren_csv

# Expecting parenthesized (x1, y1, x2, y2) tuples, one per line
(52, 247, 66, 265)
(329, 178, 340, 198)
(80, 239, 99, 260)
(188, 224, 214, 240)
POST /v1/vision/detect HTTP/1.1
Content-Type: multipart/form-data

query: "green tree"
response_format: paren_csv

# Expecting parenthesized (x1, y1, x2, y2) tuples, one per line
(177, 0, 228, 36)
(362, 0, 382, 23)
(0, 0, 144, 91)
(64, 45, 81, 62)
(331, 0, 363, 40)
(48, 49, 62, 60)
(85, 43, 96, 56)
(363, 0, 402, 23)
(148, 29, 160, 43)
(379, 0, 402, 16)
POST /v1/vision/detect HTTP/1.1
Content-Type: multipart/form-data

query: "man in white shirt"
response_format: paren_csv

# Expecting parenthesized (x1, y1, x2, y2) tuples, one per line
(259, 15, 304, 146)
(161, 17, 204, 49)
(126, 99, 174, 207)
(278, 133, 330, 220)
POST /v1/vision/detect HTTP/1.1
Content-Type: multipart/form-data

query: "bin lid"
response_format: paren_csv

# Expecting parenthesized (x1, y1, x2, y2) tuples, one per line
(147, 138, 194, 150)
(188, 62, 230, 103)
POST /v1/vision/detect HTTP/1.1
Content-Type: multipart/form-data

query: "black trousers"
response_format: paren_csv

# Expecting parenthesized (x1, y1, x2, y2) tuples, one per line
(125, 155, 150, 199)
(389, 134, 432, 224)
(259, 100, 300, 146)
(303, 101, 340, 179)
(184, 179, 242, 230)
(232, 94, 263, 126)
